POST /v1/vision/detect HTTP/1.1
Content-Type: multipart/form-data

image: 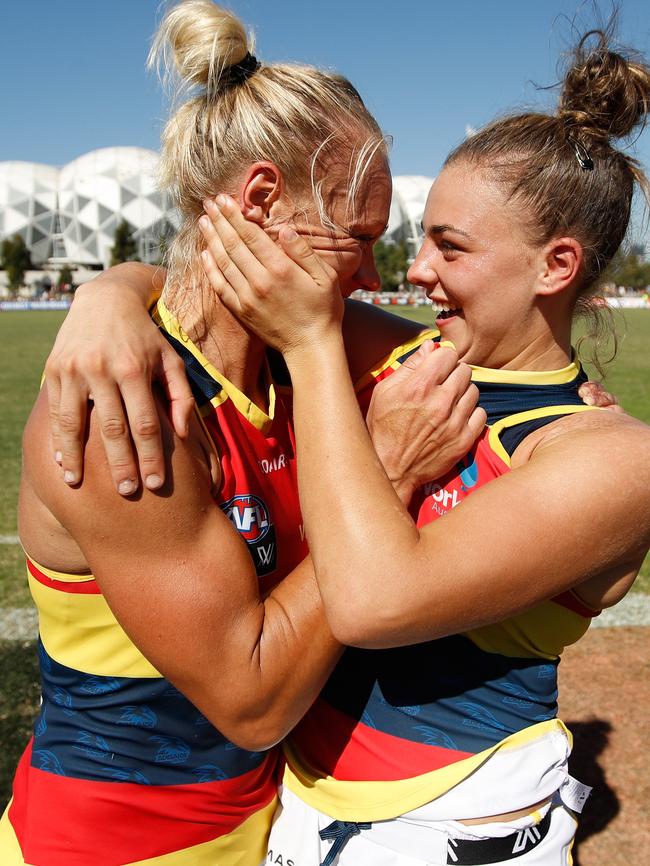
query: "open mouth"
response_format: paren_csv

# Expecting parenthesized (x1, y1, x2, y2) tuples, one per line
(433, 306, 462, 321)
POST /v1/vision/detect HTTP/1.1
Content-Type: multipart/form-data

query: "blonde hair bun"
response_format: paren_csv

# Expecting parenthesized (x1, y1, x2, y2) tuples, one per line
(151, 0, 252, 91)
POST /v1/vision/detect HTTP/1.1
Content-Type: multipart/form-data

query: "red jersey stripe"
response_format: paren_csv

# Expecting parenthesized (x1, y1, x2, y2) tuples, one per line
(27, 558, 101, 595)
(9, 740, 277, 866)
(290, 698, 473, 782)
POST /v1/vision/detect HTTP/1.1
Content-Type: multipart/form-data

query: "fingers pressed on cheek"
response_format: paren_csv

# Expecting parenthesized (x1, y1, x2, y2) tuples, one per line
(279, 225, 298, 243)
(201, 249, 220, 288)
(198, 215, 216, 239)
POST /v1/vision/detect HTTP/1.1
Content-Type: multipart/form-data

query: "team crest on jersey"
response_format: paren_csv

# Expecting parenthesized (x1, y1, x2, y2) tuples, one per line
(221, 494, 277, 576)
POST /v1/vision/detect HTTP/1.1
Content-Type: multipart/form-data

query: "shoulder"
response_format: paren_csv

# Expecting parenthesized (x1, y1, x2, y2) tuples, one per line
(342, 299, 430, 382)
(512, 407, 650, 469)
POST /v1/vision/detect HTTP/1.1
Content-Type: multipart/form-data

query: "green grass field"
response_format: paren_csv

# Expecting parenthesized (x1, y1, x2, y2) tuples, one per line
(0, 305, 648, 806)
(0, 306, 649, 605)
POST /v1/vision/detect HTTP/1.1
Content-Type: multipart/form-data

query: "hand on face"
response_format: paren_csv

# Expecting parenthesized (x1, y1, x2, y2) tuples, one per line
(199, 195, 344, 355)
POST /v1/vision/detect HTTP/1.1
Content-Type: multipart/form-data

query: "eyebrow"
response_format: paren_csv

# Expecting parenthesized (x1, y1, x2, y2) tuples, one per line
(345, 222, 389, 237)
(421, 222, 473, 240)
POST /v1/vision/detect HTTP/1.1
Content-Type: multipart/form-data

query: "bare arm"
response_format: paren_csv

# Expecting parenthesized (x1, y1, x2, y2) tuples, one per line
(21, 389, 340, 751)
(199, 196, 650, 648)
(286, 341, 650, 647)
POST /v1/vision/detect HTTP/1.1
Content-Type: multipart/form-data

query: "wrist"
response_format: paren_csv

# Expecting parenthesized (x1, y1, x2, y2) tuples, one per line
(283, 329, 346, 372)
(387, 473, 417, 506)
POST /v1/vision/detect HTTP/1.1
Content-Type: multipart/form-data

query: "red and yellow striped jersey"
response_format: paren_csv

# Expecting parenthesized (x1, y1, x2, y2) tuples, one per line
(1, 299, 307, 866)
(283, 337, 601, 822)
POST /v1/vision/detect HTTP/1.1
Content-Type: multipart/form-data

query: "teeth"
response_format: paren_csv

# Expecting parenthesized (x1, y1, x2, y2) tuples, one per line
(434, 304, 461, 320)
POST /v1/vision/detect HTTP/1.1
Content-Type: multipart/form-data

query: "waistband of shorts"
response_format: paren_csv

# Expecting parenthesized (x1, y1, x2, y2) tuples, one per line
(355, 804, 553, 863)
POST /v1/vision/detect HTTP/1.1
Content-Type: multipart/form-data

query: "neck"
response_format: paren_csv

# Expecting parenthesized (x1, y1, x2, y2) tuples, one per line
(497, 332, 572, 372)
(164, 281, 269, 409)
(462, 303, 574, 372)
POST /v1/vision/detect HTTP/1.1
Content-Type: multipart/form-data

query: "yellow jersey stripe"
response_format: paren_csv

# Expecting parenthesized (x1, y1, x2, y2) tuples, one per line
(29, 571, 160, 679)
(282, 719, 571, 821)
(153, 298, 276, 433)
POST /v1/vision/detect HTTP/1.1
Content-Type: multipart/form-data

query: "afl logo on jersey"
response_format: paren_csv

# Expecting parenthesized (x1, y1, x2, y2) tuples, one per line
(221, 494, 278, 576)
(221, 494, 271, 543)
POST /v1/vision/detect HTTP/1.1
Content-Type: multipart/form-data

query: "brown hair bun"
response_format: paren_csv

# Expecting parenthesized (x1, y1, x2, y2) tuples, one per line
(559, 30, 650, 142)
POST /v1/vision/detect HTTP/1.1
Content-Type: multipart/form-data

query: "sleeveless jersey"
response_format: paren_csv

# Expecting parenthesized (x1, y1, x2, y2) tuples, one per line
(1, 298, 308, 866)
(283, 331, 601, 822)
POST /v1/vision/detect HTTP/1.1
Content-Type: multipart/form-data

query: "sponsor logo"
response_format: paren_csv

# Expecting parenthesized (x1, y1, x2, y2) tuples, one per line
(512, 824, 542, 854)
(421, 481, 461, 510)
(258, 454, 287, 474)
(421, 453, 480, 516)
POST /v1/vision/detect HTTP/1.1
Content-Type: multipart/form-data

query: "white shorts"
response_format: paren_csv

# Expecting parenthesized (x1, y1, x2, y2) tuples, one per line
(266, 786, 578, 866)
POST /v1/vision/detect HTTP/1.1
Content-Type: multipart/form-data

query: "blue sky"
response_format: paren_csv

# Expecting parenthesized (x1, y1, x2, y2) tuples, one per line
(2, 0, 649, 241)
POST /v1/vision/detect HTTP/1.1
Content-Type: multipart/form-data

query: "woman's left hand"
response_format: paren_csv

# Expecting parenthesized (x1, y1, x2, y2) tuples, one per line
(199, 196, 343, 355)
(368, 342, 487, 504)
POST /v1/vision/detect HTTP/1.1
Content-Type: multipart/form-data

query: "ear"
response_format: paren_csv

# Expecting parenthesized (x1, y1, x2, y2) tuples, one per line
(536, 237, 584, 297)
(238, 162, 284, 224)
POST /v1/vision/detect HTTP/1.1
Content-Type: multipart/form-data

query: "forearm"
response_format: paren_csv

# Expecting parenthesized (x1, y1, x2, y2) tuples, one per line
(285, 336, 422, 640)
(250, 558, 342, 744)
(283, 353, 650, 649)
(120, 550, 340, 750)
(74, 262, 164, 307)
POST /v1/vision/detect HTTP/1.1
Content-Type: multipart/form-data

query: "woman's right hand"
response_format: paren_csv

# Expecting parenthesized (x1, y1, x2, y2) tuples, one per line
(198, 195, 344, 356)
(45, 264, 194, 494)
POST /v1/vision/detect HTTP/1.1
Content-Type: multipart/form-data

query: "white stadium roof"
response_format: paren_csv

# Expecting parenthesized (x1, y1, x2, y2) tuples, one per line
(0, 150, 431, 267)
(0, 162, 60, 263)
(387, 175, 434, 254)
(58, 147, 177, 266)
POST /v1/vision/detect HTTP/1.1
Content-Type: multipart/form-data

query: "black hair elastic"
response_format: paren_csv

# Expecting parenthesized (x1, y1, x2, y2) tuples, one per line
(222, 52, 261, 87)
(567, 134, 594, 171)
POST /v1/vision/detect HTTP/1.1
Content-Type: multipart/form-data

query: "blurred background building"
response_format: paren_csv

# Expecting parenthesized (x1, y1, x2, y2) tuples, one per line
(0, 149, 430, 272)
(0, 147, 178, 270)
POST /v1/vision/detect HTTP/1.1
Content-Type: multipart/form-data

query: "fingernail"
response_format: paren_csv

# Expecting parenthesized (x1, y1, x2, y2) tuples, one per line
(64, 470, 77, 484)
(583, 395, 595, 406)
(281, 226, 298, 240)
(55, 451, 62, 464)
(145, 474, 162, 490)
(215, 194, 226, 208)
(199, 215, 210, 230)
(118, 479, 137, 495)
(203, 198, 216, 212)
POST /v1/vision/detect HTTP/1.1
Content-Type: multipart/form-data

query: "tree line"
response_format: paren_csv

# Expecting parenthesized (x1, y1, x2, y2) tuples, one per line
(1, 227, 649, 295)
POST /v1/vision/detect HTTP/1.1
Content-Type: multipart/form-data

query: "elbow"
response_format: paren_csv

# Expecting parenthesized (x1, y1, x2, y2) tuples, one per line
(218, 708, 291, 752)
(189, 689, 295, 751)
(323, 590, 392, 648)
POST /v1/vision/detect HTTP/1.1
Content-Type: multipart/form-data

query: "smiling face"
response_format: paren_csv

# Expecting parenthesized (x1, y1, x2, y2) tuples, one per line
(408, 161, 554, 368)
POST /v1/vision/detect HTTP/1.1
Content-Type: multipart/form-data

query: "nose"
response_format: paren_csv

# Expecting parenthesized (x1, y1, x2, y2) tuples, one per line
(407, 245, 438, 289)
(356, 247, 382, 292)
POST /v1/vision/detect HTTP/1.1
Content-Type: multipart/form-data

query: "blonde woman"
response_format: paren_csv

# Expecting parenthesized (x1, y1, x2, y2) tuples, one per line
(0, 3, 481, 865)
